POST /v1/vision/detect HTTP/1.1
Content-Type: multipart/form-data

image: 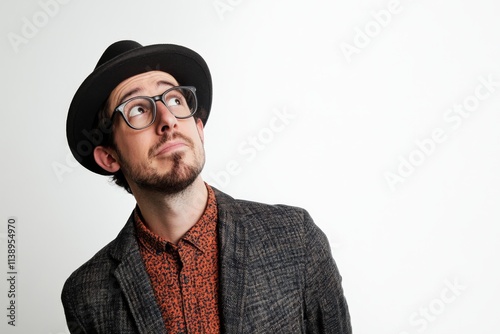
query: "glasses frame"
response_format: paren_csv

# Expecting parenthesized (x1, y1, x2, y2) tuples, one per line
(111, 86, 198, 130)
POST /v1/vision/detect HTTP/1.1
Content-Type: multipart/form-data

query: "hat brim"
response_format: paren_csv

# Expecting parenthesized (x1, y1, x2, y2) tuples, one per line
(66, 43, 212, 175)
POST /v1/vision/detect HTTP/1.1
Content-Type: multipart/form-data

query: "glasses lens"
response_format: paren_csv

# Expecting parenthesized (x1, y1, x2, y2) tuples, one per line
(123, 98, 155, 129)
(163, 87, 197, 118)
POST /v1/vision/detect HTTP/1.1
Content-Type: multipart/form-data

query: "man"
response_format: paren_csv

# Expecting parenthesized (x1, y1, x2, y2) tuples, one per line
(62, 40, 351, 333)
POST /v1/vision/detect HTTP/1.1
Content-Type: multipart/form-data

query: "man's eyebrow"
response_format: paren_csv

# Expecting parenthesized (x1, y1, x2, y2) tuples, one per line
(157, 80, 177, 88)
(118, 80, 177, 105)
(119, 87, 142, 104)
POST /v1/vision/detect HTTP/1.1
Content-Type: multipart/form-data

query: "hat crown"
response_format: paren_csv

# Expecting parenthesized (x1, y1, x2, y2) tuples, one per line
(95, 40, 142, 69)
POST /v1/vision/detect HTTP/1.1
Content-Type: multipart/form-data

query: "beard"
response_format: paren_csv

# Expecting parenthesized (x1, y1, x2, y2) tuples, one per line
(114, 132, 205, 195)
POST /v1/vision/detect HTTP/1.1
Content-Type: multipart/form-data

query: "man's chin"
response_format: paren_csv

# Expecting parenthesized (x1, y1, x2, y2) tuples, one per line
(131, 166, 201, 195)
(120, 150, 205, 195)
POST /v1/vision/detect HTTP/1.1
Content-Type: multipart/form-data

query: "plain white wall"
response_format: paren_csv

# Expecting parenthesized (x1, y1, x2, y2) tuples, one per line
(1, 0, 500, 333)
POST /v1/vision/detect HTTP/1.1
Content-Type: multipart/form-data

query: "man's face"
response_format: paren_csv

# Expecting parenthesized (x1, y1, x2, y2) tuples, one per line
(103, 70, 205, 194)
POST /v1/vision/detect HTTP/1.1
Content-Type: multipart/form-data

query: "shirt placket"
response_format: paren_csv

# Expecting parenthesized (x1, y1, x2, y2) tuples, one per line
(163, 243, 185, 332)
(177, 242, 200, 334)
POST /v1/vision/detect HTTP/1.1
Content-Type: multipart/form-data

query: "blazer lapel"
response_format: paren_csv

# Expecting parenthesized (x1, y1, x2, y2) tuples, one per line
(109, 216, 166, 334)
(215, 189, 249, 333)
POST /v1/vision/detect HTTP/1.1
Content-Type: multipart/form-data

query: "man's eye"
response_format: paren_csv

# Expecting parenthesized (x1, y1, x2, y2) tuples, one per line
(166, 97, 182, 107)
(128, 106, 148, 118)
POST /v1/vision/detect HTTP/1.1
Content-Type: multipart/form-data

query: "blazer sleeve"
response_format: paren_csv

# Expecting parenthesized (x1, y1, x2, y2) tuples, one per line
(302, 211, 352, 333)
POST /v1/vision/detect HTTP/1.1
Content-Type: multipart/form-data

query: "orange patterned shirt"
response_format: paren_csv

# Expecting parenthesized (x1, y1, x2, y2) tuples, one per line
(134, 185, 220, 334)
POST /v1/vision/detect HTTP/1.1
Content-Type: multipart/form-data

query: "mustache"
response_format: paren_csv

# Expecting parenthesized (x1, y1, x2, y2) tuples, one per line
(148, 132, 194, 158)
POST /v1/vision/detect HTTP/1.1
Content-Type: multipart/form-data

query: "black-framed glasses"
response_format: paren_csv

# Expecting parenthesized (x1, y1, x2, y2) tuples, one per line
(111, 86, 198, 130)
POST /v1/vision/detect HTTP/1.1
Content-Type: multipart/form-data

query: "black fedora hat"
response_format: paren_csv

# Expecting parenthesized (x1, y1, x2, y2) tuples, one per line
(66, 40, 212, 175)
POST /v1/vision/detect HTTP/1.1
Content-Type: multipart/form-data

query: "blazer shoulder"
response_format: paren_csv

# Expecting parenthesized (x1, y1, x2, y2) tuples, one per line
(238, 198, 309, 222)
(214, 187, 319, 241)
(215, 186, 308, 217)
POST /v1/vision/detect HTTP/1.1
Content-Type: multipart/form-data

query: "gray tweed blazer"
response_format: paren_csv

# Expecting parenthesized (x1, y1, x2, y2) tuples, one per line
(62, 188, 351, 333)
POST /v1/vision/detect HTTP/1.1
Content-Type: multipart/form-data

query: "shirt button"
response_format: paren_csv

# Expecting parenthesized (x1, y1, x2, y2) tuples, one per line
(183, 276, 189, 284)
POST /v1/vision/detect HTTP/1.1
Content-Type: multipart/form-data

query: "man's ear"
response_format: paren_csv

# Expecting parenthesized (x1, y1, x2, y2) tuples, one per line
(94, 146, 121, 173)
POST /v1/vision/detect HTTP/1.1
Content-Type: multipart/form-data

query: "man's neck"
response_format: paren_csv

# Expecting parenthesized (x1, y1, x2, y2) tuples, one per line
(132, 177, 209, 244)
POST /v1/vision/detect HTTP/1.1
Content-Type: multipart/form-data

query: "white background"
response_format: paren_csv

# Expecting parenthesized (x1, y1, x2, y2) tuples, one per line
(1, 0, 500, 333)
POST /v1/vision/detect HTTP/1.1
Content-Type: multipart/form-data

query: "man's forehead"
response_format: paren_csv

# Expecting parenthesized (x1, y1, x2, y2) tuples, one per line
(116, 70, 179, 90)
(110, 70, 179, 104)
